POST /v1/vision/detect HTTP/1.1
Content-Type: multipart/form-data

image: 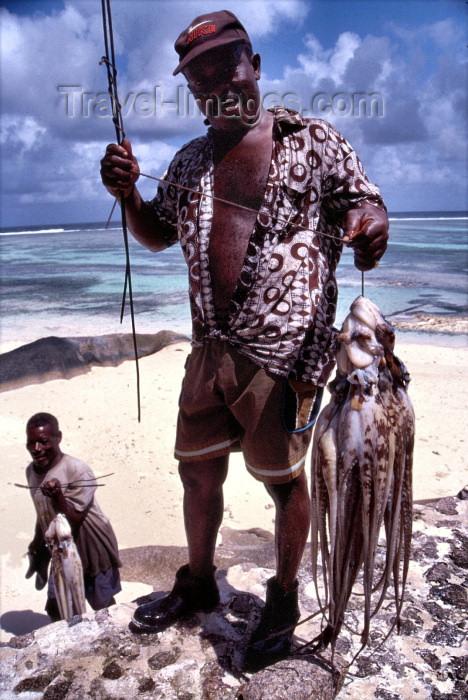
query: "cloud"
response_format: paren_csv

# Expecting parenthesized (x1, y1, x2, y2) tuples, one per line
(1, 0, 312, 142)
(235, 0, 308, 36)
(297, 31, 361, 83)
(0, 1, 466, 224)
(1, 115, 47, 151)
(1, 5, 102, 109)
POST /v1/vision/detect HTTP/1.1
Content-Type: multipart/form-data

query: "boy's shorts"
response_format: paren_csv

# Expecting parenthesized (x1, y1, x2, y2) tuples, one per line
(174, 340, 321, 485)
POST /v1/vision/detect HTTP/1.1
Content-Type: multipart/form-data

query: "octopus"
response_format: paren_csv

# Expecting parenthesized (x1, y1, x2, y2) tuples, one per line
(309, 296, 414, 653)
(45, 513, 86, 620)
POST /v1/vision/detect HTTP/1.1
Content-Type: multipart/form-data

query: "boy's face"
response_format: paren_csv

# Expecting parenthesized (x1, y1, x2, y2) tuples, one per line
(26, 424, 62, 473)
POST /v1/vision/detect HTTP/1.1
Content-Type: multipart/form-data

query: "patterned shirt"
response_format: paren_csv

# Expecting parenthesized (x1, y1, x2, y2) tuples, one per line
(150, 107, 384, 385)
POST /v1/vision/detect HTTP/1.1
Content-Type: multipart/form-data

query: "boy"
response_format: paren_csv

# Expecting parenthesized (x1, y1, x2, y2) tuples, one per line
(25, 412, 121, 620)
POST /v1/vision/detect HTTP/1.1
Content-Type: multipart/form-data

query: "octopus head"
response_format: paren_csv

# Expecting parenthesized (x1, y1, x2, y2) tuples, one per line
(336, 296, 395, 377)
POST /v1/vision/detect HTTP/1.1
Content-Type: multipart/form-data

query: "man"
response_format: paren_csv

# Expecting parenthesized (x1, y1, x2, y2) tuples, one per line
(25, 413, 121, 620)
(100, 10, 388, 670)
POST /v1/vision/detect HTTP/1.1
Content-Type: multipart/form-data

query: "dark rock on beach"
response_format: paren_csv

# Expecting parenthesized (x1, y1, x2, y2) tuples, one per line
(0, 331, 189, 391)
(120, 526, 277, 591)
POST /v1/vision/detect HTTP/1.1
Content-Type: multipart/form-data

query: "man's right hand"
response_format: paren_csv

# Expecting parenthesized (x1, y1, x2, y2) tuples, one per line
(100, 138, 170, 253)
(100, 138, 140, 198)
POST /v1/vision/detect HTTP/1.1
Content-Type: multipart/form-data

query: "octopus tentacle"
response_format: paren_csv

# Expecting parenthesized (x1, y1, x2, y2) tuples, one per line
(309, 296, 414, 654)
(45, 513, 86, 620)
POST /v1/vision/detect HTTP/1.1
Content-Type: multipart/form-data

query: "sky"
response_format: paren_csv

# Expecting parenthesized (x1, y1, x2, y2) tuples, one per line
(0, 0, 466, 227)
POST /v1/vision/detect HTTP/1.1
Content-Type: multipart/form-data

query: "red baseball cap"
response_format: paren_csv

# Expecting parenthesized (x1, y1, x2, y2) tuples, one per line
(173, 10, 251, 76)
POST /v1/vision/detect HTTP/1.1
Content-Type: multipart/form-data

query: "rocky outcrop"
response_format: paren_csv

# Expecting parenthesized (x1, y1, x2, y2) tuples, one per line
(0, 332, 189, 391)
(1, 496, 466, 699)
(119, 526, 277, 591)
(333, 493, 467, 699)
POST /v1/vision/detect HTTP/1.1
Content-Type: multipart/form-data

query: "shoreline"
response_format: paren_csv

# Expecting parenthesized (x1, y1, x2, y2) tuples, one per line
(391, 314, 468, 338)
(1, 336, 467, 642)
(1, 310, 466, 356)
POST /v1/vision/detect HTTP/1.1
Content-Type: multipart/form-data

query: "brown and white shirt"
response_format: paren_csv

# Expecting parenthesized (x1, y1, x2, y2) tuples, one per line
(151, 107, 384, 385)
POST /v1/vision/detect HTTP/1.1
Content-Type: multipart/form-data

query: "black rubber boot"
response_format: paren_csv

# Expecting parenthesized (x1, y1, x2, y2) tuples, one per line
(130, 564, 219, 633)
(244, 576, 300, 672)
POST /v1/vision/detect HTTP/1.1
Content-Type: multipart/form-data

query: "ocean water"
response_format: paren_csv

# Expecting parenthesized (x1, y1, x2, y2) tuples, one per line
(1, 213, 466, 349)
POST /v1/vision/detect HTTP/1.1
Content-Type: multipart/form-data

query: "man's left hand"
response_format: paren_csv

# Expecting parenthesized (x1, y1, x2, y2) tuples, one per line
(341, 202, 389, 271)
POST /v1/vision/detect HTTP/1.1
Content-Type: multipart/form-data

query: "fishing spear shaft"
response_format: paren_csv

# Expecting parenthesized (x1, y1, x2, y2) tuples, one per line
(101, 0, 141, 421)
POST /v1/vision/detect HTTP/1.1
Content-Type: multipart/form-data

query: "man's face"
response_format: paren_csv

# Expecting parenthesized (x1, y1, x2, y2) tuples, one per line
(184, 44, 261, 130)
(26, 424, 62, 473)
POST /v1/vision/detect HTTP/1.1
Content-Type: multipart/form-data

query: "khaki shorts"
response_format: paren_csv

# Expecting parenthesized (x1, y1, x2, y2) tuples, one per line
(174, 340, 321, 485)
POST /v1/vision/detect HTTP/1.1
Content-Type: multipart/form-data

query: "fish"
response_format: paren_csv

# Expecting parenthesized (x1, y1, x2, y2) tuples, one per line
(309, 296, 414, 654)
(45, 513, 86, 620)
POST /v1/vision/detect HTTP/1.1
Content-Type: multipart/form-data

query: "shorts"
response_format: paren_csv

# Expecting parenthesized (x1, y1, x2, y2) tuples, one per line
(47, 565, 121, 611)
(174, 340, 322, 485)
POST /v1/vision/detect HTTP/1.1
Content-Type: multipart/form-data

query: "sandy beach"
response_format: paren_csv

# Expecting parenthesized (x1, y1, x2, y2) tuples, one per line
(1, 337, 467, 642)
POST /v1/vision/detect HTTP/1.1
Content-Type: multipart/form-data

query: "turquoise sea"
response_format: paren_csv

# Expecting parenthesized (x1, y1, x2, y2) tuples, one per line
(0, 212, 466, 348)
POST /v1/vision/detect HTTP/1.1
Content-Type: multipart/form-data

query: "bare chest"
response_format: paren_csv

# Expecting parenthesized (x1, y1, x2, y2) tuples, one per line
(208, 131, 273, 317)
(213, 139, 271, 209)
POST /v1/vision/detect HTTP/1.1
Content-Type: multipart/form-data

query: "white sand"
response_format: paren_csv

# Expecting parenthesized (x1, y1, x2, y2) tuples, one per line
(1, 340, 467, 641)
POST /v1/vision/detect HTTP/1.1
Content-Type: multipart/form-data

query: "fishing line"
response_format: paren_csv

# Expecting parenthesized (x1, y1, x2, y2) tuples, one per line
(100, 0, 141, 422)
(115, 168, 384, 255)
(110, 169, 346, 245)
